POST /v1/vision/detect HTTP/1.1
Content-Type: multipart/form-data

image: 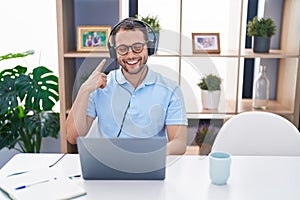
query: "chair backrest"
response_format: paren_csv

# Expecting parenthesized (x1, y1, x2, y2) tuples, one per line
(212, 111, 300, 156)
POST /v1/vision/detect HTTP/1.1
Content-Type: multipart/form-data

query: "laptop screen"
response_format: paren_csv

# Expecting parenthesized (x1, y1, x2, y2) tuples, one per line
(77, 137, 167, 180)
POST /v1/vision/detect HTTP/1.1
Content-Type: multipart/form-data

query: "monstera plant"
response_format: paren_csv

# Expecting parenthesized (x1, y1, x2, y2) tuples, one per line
(0, 50, 59, 153)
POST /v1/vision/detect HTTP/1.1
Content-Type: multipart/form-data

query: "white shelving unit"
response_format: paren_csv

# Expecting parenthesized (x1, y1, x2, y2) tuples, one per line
(144, 0, 300, 123)
(56, 0, 300, 152)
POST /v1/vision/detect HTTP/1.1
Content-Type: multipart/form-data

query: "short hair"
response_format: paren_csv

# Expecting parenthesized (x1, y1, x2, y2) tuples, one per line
(111, 17, 149, 46)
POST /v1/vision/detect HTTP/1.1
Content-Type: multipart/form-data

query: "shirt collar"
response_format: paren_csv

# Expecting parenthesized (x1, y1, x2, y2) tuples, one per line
(115, 68, 127, 84)
(115, 66, 157, 86)
(142, 67, 156, 86)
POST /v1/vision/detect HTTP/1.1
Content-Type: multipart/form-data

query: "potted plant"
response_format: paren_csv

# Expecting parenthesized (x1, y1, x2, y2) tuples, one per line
(136, 14, 161, 53)
(198, 74, 222, 110)
(0, 50, 59, 153)
(247, 16, 277, 53)
(136, 14, 161, 32)
(194, 122, 219, 155)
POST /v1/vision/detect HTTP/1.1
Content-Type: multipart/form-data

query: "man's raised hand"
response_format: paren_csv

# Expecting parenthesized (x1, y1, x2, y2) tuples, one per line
(82, 59, 107, 92)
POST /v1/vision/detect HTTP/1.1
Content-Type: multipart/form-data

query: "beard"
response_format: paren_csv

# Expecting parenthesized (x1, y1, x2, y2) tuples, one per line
(122, 63, 146, 74)
(119, 56, 148, 75)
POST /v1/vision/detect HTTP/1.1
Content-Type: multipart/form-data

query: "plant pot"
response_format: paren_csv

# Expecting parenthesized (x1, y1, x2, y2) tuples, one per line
(201, 90, 220, 110)
(198, 144, 212, 155)
(253, 36, 271, 53)
(194, 138, 212, 155)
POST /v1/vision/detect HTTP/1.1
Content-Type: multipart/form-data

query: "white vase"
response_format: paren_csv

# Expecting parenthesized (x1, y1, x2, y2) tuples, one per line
(201, 90, 221, 110)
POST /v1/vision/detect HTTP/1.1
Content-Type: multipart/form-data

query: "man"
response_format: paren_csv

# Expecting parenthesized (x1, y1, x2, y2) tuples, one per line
(66, 18, 187, 155)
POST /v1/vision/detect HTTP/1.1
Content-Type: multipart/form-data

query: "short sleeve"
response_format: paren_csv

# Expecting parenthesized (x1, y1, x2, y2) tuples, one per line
(165, 86, 188, 126)
(86, 91, 97, 118)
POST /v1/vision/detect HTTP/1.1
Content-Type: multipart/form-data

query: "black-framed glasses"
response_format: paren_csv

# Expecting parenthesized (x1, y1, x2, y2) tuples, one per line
(115, 42, 146, 56)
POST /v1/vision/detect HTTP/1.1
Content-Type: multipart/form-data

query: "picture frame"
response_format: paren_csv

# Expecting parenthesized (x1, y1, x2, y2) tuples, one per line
(192, 33, 220, 54)
(77, 26, 111, 52)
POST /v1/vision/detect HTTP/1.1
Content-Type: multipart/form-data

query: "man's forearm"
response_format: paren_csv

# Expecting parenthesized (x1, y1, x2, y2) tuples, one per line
(66, 85, 92, 144)
(166, 125, 187, 155)
(66, 59, 107, 144)
(167, 138, 187, 155)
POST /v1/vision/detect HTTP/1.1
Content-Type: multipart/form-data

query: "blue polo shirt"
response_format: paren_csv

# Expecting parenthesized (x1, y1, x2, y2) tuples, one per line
(87, 67, 187, 138)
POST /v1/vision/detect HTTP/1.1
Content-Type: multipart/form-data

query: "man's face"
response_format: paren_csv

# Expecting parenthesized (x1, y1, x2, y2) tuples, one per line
(115, 29, 148, 74)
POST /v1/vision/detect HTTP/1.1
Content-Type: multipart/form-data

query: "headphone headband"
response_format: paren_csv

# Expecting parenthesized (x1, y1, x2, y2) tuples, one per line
(107, 18, 158, 58)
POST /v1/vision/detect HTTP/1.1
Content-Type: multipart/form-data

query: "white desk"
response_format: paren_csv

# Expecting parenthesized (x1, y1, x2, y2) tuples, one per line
(1, 153, 300, 200)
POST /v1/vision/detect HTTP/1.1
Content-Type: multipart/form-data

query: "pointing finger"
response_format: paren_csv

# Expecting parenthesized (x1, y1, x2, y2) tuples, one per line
(94, 59, 106, 74)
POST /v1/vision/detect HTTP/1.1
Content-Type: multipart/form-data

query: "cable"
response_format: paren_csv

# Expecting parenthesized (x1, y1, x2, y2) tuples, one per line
(115, 70, 131, 137)
(116, 101, 131, 137)
(48, 153, 67, 168)
(114, 66, 147, 137)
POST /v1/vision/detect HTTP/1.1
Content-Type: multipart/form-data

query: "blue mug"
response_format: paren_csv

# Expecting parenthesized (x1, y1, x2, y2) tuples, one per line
(209, 152, 231, 185)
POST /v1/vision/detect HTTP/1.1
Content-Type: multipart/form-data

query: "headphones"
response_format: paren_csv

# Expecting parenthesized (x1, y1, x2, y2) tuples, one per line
(107, 18, 158, 59)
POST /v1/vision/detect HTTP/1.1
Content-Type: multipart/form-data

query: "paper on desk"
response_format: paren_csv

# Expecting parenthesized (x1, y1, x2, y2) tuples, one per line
(0, 168, 86, 200)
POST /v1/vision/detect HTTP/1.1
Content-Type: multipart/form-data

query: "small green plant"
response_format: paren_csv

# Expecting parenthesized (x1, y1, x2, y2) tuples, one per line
(198, 74, 222, 91)
(136, 14, 161, 32)
(195, 123, 219, 145)
(0, 51, 59, 153)
(247, 16, 277, 38)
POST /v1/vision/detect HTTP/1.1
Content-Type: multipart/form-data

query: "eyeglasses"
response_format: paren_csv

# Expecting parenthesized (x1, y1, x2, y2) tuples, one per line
(115, 42, 146, 56)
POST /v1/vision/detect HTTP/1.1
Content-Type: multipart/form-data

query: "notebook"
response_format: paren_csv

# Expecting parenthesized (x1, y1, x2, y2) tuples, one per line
(77, 137, 167, 180)
(0, 168, 86, 200)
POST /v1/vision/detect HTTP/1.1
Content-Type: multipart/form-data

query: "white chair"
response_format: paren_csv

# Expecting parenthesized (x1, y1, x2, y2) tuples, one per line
(212, 111, 300, 156)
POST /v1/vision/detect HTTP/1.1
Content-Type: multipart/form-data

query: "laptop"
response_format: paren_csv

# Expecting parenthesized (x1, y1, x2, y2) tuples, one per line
(77, 137, 167, 180)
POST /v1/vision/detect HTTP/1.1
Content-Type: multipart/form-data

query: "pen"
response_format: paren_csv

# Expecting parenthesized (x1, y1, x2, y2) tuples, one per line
(7, 171, 29, 177)
(69, 175, 81, 180)
(15, 179, 50, 190)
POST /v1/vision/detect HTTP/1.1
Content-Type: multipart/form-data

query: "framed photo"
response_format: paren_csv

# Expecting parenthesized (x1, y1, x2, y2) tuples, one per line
(192, 33, 220, 54)
(77, 26, 111, 52)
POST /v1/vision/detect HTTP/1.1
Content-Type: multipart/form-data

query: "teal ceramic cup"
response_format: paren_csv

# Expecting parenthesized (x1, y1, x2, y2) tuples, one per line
(209, 152, 231, 185)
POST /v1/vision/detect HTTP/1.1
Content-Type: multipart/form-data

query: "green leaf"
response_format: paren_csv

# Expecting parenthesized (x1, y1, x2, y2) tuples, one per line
(247, 16, 277, 38)
(0, 51, 59, 153)
(0, 66, 28, 115)
(15, 66, 59, 112)
(40, 112, 60, 138)
(0, 50, 34, 62)
(0, 112, 21, 150)
(0, 76, 18, 115)
(0, 65, 27, 78)
(0, 108, 59, 153)
(197, 74, 222, 91)
(24, 110, 59, 138)
(136, 14, 161, 32)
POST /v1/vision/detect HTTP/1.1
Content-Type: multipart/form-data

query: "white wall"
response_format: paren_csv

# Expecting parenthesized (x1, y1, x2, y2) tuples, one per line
(0, 0, 58, 75)
(0, 0, 60, 168)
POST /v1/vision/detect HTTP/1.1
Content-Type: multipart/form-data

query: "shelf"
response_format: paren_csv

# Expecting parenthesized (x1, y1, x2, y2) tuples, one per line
(63, 49, 299, 59)
(186, 100, 236, 117)
(155, 49, 299, 58)
(180, 50, 239, 58)
(57, 0, 300, 153)
(187, 113, 232, 120)
(64, 51, 110, 58)
(187, 98, 294, 118)
(156, 51, 239, 58)
(238, 99, 293, 115)
(241, 49, 299, 58)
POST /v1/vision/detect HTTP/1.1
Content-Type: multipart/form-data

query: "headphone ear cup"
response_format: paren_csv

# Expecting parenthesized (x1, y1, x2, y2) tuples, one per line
(109, 45, 117, 59)
(147, 40, 156, 56)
